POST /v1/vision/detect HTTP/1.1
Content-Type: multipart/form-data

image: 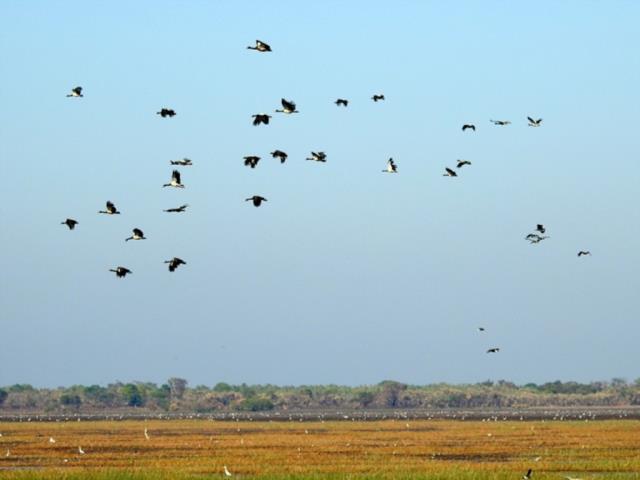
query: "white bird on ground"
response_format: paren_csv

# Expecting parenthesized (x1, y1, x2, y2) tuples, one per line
(5, 449, 10, 457)
(49, 437, 56, 443)
(78, 446, 85, 454)
(144, 428, 150, 440)
(224, 465, 233, 477)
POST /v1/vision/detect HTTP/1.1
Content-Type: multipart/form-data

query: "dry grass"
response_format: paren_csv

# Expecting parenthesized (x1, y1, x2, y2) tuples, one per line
(0, 419, 638, 479)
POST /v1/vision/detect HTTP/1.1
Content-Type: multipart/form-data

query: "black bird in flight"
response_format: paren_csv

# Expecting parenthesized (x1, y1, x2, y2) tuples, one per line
(525, 234, 549, 244)
(163, 170, 184, 188)
(372, 94, 385, 102)
(523, 469, 533, 480)
(61, 218, 78, 230)
(462, 124, 476, 131)
(252, 114, 271, 126)
(275, 98, 298, 114)
(164, 204, 189, 213)
(157, 108, 176, 118)
(170, 158, 192, 166)
(270, 150, 288, 163)
(486, 347, 500, 353)
(125, 228, 146, 242)
(110, 266, 132, 278)
(478, 327, 486, 332)
(456, 159, 472, 168)
(99, 201, 120, 215)
(443, 167, 457, 177)
(247, 40, 271, 52)
(306, 151, 327, 162)
(244, 156, 261, 168)
(66, 86, 83, 97)
(335, 99, 348, 107)
(527, 117, 543, 127)
(165, 257, 186, 272)
(382, 158, 397, 173)
(490, 119, 511, 125)
(246, 195, 267, 207)
(577, 250, 591, 257)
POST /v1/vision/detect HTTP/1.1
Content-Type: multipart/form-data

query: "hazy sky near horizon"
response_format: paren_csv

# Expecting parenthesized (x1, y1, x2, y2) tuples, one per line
(1, 1, 639, 388)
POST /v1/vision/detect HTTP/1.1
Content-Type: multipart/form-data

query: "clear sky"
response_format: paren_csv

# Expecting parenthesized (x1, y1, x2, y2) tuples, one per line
(1, 1, 639, 388)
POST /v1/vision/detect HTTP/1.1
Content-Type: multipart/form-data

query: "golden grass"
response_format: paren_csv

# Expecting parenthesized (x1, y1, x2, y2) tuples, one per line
(0, 419, 638, 479)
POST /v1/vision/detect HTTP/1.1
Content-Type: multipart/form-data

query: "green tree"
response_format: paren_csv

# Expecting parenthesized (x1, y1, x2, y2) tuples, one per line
(0, 389, 8, 405)
(121, 384, 144, 407)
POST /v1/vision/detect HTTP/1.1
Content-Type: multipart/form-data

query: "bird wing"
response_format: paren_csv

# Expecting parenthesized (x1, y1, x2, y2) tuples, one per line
(252, 115, 260, 126)
(133, 228, 143, 237)
(445, 168, 455, 175)
(282, 98, 296, 111)
(527, 116, 535, 123)
(173, 170, 181, 183)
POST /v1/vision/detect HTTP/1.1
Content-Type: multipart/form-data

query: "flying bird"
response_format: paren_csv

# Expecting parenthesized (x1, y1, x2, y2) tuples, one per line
(536, 224, 546, 234)
(306, 151, 327, 162)
(577, 250, 591, 257)
(245, 195, 267, 207)
(462, 124, 476, 131)
(110, 267, 132, 278)
(243, 156, 261, 168)
(99, 201, 120, 215)
(478, 327, 486, 332)
(170, 158, 192, 166)
(224, 466, 233, 477)
(490, 119, 511, 125)
(66, 86, 83, 97)
(335, 99, 348, 107)
(443, 167, 457, 177)
(527, 117, 543, 127)
(252, 114, 271, 126)
(372, 94, 385, 102)
(163, 170, 184, 188)
(165, 257, 186, 272)
(276, 98, 298, 114)
(523, 469, 533, 480)
(157, 108, 176, 118)
(382, 158, 397, 173)
(525, 234, 550, 244)
(247, 39, 271, 52)
(61, 218, 78, 230)
(486, 347, 500, 353)
(163, 204, 189, 213)
(125, 228, 146, 242)
(456, 159, 472, 168)
(270, 150, 288, 163)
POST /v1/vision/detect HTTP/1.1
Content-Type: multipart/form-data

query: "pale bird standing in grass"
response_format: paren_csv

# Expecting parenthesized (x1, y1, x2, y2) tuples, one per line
(49, 437, 56, 444)
(5, 449, 10, 457)
(224, 465, 233, 477)
(144, 428, 150, 440)
(78, 446, 85, 455)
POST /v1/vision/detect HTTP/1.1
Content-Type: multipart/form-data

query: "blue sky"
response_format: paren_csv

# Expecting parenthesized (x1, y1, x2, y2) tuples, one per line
(1, 1, 639, 388)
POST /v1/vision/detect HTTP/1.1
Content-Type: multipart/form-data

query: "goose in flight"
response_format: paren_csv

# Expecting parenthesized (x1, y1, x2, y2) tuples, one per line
(245, 195, 267, 207)
(165, 257, 186, 272)
(270, 150, 288, 163)
(125, 228, 146, 242)
(163, 204, 188, 213)
(306, 151, 327, 162)
(525, 234, 549, 244)
(276, 98, 298, 114)
(66, 86, 83, 97)
(163, 170, 184, 188)
(456, 159, 472, 168)
(490, 119, 511, 125)
(224, 466, 233, 477)
(382, 158, 397, 173)
(170, 158, 192, 166)
(99, 201, 120, 215)
(443, 167, 457, 177)
(536, 224, 546, 234)
(522, 469, 533, 480)
(61, 218, 78, 230)
(478, 327, 486, 332)
(462, 124, 476, 131)
(110, 266, 132, 278)
(486, 347, 500, 353)
(372, 94, 385, 102)
(157, 108, 176, 118)
(247, 40, 271, 52)
(527, 117, 542, 127)
(577, 250, 591, 257)
(335, 99, 348, 107)
(244, 156, 261, 168)
(252, 113, 271, 126)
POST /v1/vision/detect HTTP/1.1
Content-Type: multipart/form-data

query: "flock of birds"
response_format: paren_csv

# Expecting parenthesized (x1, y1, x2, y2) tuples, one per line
(59, 38, 592, 358)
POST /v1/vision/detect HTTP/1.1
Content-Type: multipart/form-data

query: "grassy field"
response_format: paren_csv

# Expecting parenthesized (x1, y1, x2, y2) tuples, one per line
(0, 419, 638, 479)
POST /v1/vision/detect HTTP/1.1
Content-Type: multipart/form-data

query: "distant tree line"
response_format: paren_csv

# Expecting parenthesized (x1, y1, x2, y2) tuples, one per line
(1, 378, 639, 414)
